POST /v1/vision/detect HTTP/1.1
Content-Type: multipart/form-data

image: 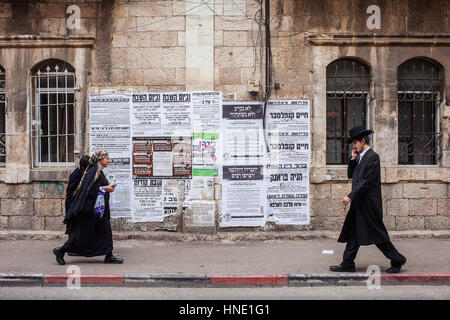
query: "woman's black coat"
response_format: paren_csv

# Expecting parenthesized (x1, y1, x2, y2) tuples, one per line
(337, 148, 390, 245)
(62, 164, 113, 257)
(64, 168, 83, 234)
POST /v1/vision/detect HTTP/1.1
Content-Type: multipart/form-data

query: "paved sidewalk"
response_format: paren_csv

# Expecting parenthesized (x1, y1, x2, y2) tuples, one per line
(0, 235, 449, 287)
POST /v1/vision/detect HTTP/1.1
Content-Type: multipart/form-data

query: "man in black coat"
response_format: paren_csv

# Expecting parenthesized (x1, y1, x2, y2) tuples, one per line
(329, 125, 407, 273)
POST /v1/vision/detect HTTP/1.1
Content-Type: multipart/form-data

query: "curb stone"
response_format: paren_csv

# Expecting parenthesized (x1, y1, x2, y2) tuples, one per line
(124, 274, 207, 288)
(0, 273, 44, 287)
(1, 272, 449, 288)
(1, 230, 450, 241)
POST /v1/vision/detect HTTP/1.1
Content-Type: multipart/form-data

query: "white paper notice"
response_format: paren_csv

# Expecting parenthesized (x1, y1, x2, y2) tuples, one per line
(265, 100, 311, 225)
(89, 94, 132, 218)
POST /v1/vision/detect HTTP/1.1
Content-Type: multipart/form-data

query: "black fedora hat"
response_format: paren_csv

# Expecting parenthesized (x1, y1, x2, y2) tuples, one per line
(348, 125, 373, 143)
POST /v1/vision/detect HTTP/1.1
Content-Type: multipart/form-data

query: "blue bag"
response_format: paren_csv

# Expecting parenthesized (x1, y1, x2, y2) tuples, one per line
(93, 188, 106, 220)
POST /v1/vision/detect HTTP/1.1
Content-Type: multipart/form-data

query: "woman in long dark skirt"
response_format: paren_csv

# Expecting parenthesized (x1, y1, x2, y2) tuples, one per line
(53, 150, 123, 265)
(64, 155, 90, 235)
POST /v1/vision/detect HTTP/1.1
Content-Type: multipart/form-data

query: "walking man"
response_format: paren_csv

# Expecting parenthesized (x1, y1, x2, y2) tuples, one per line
(330, 125, 407, 273)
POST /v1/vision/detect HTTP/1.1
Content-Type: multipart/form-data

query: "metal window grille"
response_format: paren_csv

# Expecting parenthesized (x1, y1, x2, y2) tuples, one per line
(31, 60, 76, 167)
(398, 59, 442, 165)
(326, 59, 371, 165)
(0, 65, 5, 164)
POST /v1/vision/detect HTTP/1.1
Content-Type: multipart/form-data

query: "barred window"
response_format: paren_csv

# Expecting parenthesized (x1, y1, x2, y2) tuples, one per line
(31, 59, 76, 166)
(398, 59, 443, 165)
(0, 65, 5, 164)
(326, 59, 371, 164)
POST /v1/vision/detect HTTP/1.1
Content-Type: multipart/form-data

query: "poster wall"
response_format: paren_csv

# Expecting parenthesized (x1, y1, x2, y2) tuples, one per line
(90, 93, 310, 226)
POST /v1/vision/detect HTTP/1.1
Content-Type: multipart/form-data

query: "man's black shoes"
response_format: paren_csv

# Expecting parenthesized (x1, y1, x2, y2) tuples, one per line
(329, 264, 356, 272)
(386, 256, 407, 273)
(104, 254, 124, 264)
(53, 247, 65, 265)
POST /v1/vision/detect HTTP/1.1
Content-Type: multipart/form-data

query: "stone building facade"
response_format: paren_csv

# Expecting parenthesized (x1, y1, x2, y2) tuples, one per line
(0, 0, 448, 234)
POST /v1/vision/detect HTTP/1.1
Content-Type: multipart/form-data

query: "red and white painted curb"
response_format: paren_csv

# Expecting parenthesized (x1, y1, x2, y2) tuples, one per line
(0, 272, 449, 287)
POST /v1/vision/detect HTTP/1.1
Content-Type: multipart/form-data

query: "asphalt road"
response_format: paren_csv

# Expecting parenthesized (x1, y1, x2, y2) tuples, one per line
(1, 285, 449, 300)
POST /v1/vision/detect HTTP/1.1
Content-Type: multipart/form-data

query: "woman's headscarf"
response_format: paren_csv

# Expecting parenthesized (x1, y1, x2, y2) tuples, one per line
(90, 150, 108, 165)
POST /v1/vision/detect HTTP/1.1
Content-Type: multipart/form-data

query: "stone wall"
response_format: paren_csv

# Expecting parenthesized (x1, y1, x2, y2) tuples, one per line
(0, 0, 449, 233)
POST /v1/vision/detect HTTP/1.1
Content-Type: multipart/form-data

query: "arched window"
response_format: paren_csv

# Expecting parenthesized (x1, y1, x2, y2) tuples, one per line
(326, 58, 371, 164)
(31, 59, 76, 166)
(398, 58, 443, 165)
(0, 65, 5, 164)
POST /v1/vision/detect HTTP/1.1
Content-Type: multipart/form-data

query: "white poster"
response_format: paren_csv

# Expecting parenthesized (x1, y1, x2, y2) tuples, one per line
(131, 93, 162, 137)
(221, 102, 266, 227)
(191, 91, 222, 180)
(221, 165, 266, 227)
(184, 200, 215, 227)
(265, 100, 310, 225)
(132, 178, 163, 222)
(89, 94, 132, 218)
(161, 92, 192, 136)
(222, 102, 265, 165)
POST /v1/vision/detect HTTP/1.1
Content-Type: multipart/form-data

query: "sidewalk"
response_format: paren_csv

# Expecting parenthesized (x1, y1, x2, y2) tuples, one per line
(0, 231, 449, 287)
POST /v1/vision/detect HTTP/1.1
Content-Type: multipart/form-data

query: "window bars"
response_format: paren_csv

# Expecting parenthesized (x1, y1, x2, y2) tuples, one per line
(31, 60, 76, 167)
(398, 59, 442, 165)
(0, 66, 5, 164)
(326, 59, 371, 165)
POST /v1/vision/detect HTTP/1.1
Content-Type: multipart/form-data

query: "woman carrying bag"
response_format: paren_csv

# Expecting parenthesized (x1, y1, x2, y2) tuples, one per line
(53, 150, 124, 265)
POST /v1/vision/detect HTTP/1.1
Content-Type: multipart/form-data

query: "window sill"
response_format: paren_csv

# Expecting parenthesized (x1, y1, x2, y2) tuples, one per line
(30, 168, 74, 182)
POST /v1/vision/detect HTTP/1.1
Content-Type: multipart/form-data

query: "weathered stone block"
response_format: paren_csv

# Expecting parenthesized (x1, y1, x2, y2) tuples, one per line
(0, 183, 17, 199)
(136, 16, 185, 31)
(151, 31, 178, 47)
(0, 199, 33, 216)
(128, 1, 173, 17)
(409, 199, 437, 216)
(310, 198, 346, 217)
(395, 216, 425, 230)
(331, 183, 352, 199)
(45, 217, 65, 232)
(382, 183, 403, 199)
(222, 31, 251, 47)
(383, 214, 396, 231)
(39, 182, 67, 199)
(425, 216, 450, 230)
(0, 216, 7, 230)
(310, 183, 331, 199)
(214, 18, 253, 31)
(403, 183, 447, 199)
(8, 216, 31, 230)
(34, 199, 63, 217)
(164, 47, 186, 68)
(437, 199, 449, 216)
(218, 67, 242, 85)
(311, 216, 345, 231)
(17, 183, 44, 199)
(0, 3, 11, 18)
(425, 168, 448, 181)
(386, 199, 409, 216)
(31, 216, 45, 231)
(215, 47, 254, 68)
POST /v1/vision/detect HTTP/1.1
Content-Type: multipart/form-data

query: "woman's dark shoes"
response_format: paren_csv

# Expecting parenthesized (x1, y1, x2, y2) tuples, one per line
(104, 254, 124, 264)
(329, 264, 356, 272)
(53, 247, 65, 265)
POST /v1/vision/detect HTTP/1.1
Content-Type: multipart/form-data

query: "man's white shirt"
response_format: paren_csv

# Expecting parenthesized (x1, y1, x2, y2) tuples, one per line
(358, 147, 371, 164)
